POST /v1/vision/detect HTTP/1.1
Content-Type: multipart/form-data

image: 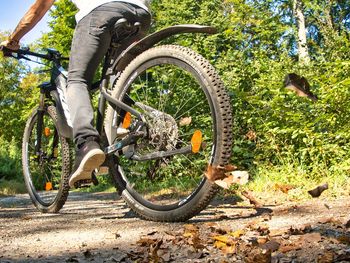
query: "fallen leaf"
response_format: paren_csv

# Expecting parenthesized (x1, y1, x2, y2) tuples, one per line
(179, 117, 192, 126)
(317, 250, 335, 263)
(260, 240, 280, 252)
(183, 224, 199, 239)
(345, 219, 350, 228)
(308, 183, 328, 198)
(269, 229, 288, 237)
(184, 224, 199, 232)
(205, 164, 237, 181)
(245, 130, 257, 141)
(318, 217, 343, 225)
(300, 233, 322, 245)
(149, 240, 163, 262)
(257, 237, 269, 245)
(274, 183, 294, 194)
(229, 229, 245, 238)
(212, 226, 230, 235)
(214, 240, 227, 249)
(215, 171, 249, 189)
(213, 235, 235, 246)
(241, 190, 262, 208)
(188, 234, 205, 250)
(222, 244, 236, 254)
(244, 247, 271, 263)
(137, 237, 157, 247)
(324, 203, 331, 209)
(289, 224, 312, 235)
(337, 235, 350, 245)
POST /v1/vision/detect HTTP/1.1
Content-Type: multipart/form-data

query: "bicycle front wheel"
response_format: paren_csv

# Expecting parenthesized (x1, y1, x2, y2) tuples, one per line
(105, 45, 232, 222)
(22, 106, 70, 213)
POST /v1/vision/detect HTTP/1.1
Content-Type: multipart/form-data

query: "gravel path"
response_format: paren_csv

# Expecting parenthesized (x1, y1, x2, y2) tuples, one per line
(1, 192, 350, 262)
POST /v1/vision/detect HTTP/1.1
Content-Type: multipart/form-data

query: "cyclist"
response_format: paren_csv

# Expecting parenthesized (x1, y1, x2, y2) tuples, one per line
(1, 0, 151, 187)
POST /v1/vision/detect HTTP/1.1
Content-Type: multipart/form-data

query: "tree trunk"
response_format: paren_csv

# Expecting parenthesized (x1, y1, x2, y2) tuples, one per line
(293, 0, 310, 64)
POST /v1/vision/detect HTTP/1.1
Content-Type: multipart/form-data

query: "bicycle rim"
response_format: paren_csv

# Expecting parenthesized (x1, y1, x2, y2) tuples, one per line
(23, 108, 67, 208)
(113, 57, 218, 210)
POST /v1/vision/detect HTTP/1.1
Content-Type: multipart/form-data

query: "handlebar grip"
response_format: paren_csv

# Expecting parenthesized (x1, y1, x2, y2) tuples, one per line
(0, 45, 17, 57)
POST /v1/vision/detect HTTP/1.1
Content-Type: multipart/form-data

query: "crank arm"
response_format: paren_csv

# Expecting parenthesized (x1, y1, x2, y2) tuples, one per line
(104, 131, 144, 155)
(131, 145, 192, 161)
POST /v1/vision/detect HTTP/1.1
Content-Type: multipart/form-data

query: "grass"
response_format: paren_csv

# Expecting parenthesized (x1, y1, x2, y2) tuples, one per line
(1, 160, 349, 206)
(242, 161, 350, 203)
(0, 178, 27, 196)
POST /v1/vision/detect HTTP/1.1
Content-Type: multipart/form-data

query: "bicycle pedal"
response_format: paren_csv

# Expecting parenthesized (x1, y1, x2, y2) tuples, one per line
(74, 179, 93, 189)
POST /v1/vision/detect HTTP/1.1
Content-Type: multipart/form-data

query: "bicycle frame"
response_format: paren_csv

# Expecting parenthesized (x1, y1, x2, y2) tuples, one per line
(4, 24, 218, 160)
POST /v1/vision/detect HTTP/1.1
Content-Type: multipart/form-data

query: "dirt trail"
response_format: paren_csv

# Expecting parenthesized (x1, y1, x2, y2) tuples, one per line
(1, 192, 350, 262)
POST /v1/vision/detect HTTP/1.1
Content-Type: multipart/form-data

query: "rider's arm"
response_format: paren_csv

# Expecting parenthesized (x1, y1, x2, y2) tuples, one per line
(1, 0, 55, 50)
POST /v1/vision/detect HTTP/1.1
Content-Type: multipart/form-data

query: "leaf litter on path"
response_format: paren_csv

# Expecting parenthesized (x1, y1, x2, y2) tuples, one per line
(123, 210, 350, 262)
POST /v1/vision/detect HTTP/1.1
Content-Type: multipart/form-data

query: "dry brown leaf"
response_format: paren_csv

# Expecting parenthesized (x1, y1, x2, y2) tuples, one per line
(318, 217, 343, 225)
(183, 224, 199, 238)
(317, 250, 335, 263)
(257, 237, 269, 245)
(205, 164, 237, 181)
(221, 244, 236, 254)
(308, 183, 328, 198)
(244, 247, 271, 263)
(241, 190, 262, 208)
(149, 240, 163, 263)
(215, 171, 249, 189)
(204, 222, 218, 231)
(184, 224, 199, 232)
(345, 219, 350, 228)
(274, 183, 294, 194)
(260, 240, 280, 252)
(269, 229, 288, 237)
(337, 235, 350, 245)
(279, 244, 301, 253)
(300, 233, 322, 245)
(137, 237, 157, 247)
(289, 224, 312, 235)
(212, 226, 231, 235)
(188, 234, 205, 250)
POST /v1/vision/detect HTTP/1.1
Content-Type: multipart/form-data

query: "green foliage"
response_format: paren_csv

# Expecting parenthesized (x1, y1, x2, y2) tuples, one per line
(1, 0, 350, 197)
(39, 0, 77, 57)
(0, 137, 22, 180)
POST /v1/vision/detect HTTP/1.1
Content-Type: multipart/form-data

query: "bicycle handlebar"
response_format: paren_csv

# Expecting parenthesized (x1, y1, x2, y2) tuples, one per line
(0, 45, 68, 62)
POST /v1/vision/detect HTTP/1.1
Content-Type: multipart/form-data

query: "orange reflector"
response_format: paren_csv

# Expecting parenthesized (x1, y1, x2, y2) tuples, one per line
(45, 182, 53, 191)
(191, 130, 203, 153)
(122, 112, 132, 129)
(44, 127, 51, 137)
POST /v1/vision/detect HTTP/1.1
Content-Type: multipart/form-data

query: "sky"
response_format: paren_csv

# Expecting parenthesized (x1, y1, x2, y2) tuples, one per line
(0, 0, 50, 45)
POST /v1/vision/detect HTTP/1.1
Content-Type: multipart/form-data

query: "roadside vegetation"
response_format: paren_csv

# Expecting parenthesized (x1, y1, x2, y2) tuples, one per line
(1, 0, 350, 201)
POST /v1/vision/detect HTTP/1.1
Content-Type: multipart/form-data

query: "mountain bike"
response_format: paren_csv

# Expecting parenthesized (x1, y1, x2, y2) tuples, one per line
(1, 21, 233, 222)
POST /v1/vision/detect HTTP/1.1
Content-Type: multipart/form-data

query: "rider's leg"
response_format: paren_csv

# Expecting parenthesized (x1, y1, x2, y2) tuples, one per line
(67, 2, 151, 187)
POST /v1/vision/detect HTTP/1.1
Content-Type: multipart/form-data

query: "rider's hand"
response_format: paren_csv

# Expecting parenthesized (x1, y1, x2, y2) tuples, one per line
(0, 38, 20, 51)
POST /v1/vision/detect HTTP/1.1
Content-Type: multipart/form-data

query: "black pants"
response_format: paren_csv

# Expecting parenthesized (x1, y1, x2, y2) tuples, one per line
(67, 2, 151, 147)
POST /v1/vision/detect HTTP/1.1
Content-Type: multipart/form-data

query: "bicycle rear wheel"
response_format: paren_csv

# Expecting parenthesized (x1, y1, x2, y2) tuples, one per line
(105, 45, 232, 222)
(22, 106, 70, 213)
